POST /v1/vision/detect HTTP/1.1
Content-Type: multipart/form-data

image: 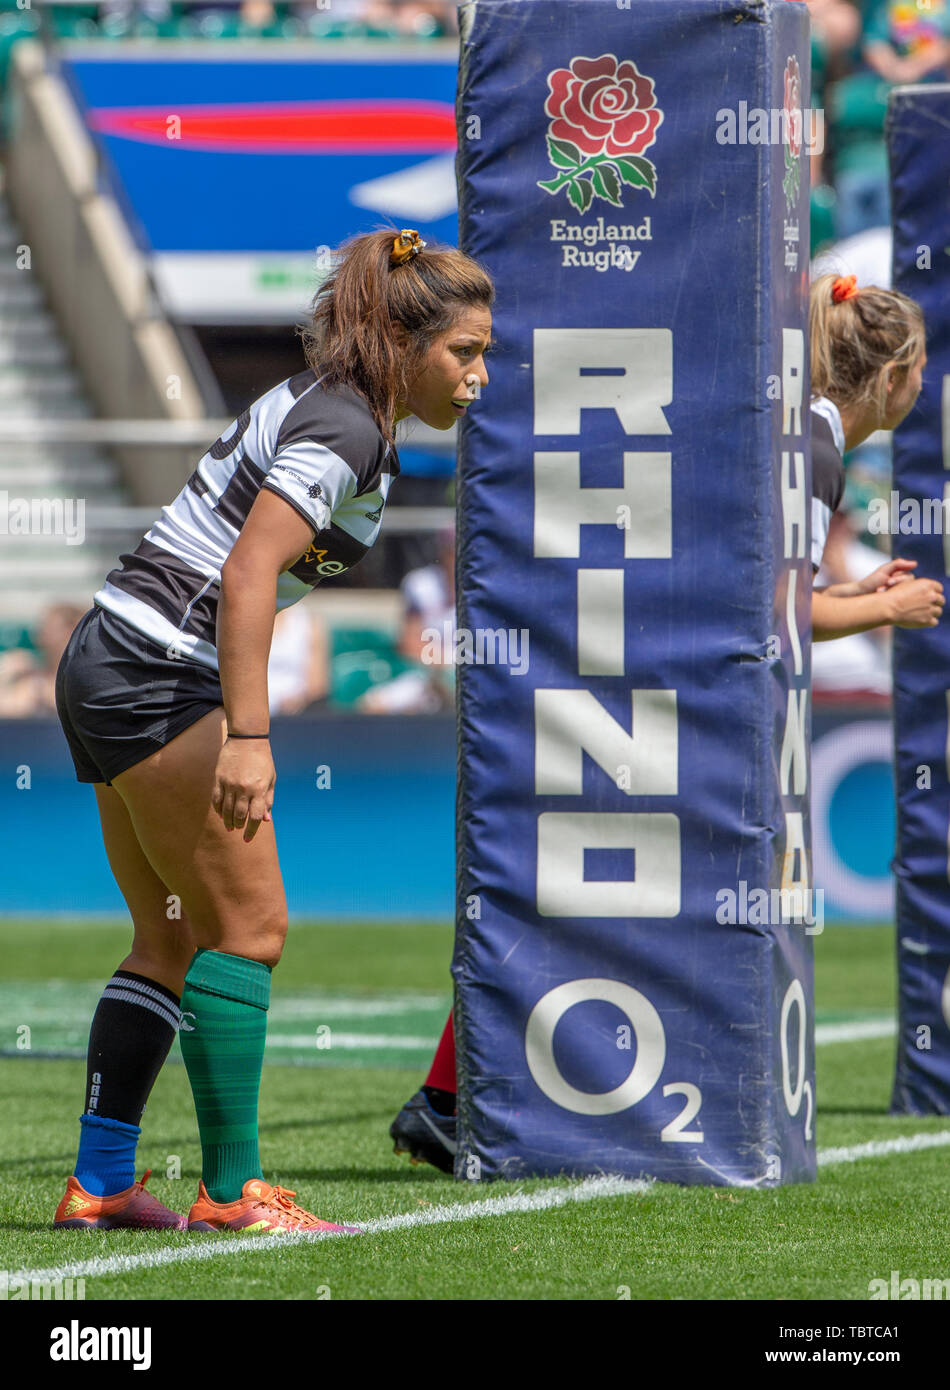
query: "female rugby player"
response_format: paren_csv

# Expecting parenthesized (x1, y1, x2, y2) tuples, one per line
(54, 228, 494, 1231)
(810, 273, 943, 636)
(388, 271, 944, 1173)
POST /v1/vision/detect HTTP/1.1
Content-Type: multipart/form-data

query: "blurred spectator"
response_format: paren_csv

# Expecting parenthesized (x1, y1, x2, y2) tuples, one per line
(238, 1, 278, 25)
(396, 523, 454, 664)
(0, 601, 329, 718)
(80, 0, 458, 37)
(0, 603, 85, 718)
(185, 1, 281, 27)
(292, 0, 367, 18)
(360, 0, 457, 36)
(812, 510, 893, 701)
(828, 0, 950, 240)
(806, 2, 861, 241)
(807, 0, 862, 56)
(93, 1, 291, 34)
(862, 0, 950, 84)
(267, 602, 330, 714)
(95, 1, 172, 18)
(359, 524, 454, 713)
(812, 223, 891, 289)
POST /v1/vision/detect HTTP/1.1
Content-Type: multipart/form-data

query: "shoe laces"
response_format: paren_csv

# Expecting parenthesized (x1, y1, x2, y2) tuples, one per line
(137, 1169, 153, 1190)
(261, 1184, 317, 1227)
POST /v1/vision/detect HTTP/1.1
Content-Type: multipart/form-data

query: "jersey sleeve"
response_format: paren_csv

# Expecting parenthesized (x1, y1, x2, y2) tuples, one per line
(861, 2, 889, 46)
(811, 411, 846, 572)
(260, 438, 358, 535)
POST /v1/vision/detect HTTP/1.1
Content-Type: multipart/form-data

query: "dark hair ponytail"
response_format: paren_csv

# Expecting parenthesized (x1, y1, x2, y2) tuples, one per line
(301, 227, 495, 449)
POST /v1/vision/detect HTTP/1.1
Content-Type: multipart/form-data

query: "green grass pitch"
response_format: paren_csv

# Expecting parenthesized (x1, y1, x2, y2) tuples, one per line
(1, 919, 948, 1301)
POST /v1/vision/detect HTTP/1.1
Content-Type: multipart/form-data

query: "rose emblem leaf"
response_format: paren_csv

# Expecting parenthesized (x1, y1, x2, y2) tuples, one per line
(613, 155, 656, 195)
(591, 164, 623, 206)
(567, 178, 594, 213)
(547, 136, 583, 168)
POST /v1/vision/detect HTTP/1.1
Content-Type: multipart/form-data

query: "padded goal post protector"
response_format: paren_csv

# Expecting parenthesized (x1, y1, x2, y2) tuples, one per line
(888, 83, 950, 1115)
(453, 0, 816, 1185)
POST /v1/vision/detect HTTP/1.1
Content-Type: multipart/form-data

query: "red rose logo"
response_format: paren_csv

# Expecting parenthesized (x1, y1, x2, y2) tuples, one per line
(782, 53, 803, 214)
(784, 55, 802, 159)
(538, 53, 663, 214)
(546, 54, 662, 159)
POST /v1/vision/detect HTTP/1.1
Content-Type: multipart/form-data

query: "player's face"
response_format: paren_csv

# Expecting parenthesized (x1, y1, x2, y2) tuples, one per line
(882, 350, 926, 430)
(397, 306, 493, 430)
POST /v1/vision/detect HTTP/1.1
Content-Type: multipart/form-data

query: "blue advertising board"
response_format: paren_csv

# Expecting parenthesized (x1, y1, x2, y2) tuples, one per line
(58, 44, 460, 321)
(1, 715, 455, 920)
(0, 706, 895, 923)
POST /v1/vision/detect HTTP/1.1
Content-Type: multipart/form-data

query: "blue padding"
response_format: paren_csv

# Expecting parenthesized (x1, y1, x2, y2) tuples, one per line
(888, 83, 950, 1114)
(454, 0, 815, 1184)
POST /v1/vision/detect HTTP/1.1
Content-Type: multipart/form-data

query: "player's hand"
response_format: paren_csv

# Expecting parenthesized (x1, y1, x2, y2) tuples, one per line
(886, 577, 946, 629)
(860, 557, 917, 594)
(212, 739, 276, 842)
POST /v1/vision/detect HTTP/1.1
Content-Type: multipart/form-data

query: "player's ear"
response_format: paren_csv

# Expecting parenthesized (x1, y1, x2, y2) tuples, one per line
(391, 321, 410, 350)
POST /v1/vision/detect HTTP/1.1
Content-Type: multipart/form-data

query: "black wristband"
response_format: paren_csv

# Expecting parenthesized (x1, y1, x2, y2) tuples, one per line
(227, 732, 270, 740)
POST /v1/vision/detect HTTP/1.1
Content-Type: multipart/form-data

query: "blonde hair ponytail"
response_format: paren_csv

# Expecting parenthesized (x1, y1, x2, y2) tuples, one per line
(809, 273, 925, 419)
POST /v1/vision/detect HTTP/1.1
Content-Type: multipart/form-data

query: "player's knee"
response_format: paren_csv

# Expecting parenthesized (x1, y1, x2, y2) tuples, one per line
(185, 900, 287, 968)
(254, 914, 288, 968)
(128, 916, 197, 989)
(234, 908, 288, 969)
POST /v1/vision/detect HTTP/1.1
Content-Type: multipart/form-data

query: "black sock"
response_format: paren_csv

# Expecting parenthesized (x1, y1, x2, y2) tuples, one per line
(84, 970, 181, 1125)
(422, 1085, 457, 1117)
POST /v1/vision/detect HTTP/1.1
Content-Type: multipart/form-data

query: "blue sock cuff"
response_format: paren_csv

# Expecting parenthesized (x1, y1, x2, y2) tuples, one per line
(75, 1113, 141, 1196)
(79, 1114, 141, 1139)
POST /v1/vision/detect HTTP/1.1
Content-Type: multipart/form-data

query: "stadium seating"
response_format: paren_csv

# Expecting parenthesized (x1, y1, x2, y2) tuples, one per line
(0, 177, 128, 625)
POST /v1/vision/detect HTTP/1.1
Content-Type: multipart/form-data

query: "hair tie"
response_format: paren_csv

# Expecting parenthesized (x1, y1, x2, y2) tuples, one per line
(832, 274, 859, 304)
(390, 229, 426, 266)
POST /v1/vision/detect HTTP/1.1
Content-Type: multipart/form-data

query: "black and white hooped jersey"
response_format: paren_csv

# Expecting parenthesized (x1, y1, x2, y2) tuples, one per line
(94, 370, 399, 671)
(811, 395, 846, 572)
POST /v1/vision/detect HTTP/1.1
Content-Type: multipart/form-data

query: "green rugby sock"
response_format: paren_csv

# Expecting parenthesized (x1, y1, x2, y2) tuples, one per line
(179, 948, 271, 1204)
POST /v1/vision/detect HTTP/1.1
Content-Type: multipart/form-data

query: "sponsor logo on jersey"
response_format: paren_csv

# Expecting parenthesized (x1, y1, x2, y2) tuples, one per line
(299, 543, 347, 576)
(271, 464, 309, 488)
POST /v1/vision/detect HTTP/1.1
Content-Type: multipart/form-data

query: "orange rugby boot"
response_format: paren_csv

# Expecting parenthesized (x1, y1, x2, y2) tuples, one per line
(187, 1177, 360, 1234)
(54, 1170, 186, 1230)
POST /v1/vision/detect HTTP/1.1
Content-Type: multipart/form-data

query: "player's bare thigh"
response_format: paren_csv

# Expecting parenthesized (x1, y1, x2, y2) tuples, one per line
(110, 707, 289, 967)
(94, 783, 195, 995)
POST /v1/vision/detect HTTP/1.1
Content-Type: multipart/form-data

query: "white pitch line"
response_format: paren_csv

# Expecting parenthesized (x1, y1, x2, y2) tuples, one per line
(13, 1176, 651, 1286)
(269, 997, 447, 1019)
(16, 1127, 950, 1286)
(817, 1129, 950, 1167)
(814, 1018, 896, 1045)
